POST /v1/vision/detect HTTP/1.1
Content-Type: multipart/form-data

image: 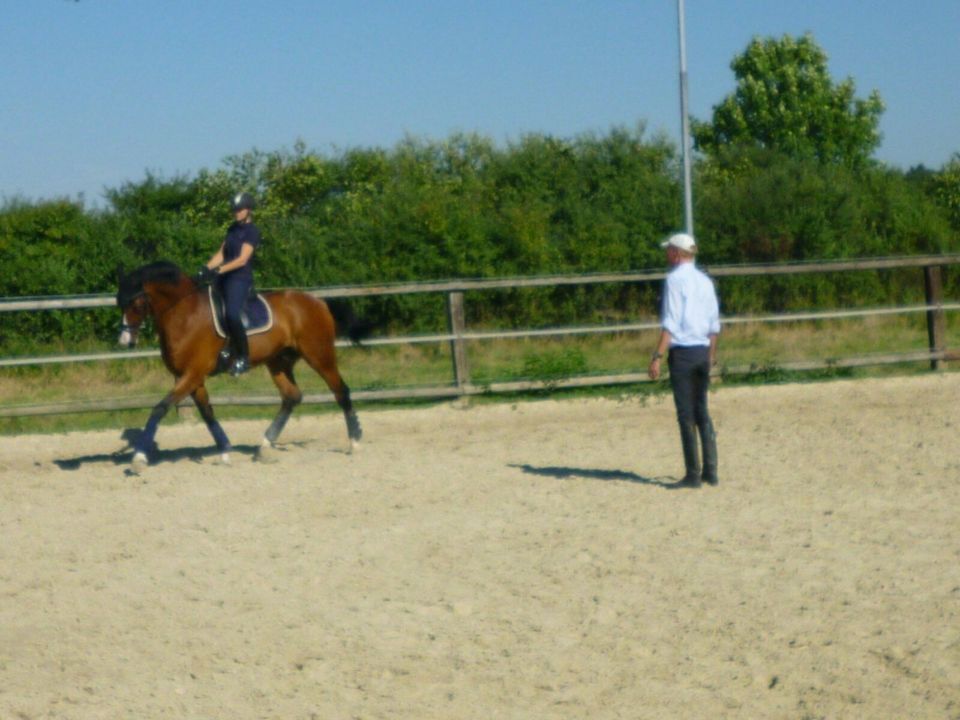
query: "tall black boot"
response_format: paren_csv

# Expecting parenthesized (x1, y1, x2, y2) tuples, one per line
(678, 422, 701, 487)
(227, 321, 250, 376)
(700, 420, 719, 486)
(211, 336, 232, 376)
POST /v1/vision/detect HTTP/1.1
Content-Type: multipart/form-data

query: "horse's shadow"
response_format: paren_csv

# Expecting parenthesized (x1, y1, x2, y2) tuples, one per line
(52, 428, 285, 471)
(509, 463, 680, 489)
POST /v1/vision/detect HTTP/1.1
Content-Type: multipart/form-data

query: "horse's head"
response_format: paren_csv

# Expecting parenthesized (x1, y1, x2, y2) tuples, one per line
(115, 261, 185, 348)
(117, 294, 149, 348)
(116, 266, 146, 348)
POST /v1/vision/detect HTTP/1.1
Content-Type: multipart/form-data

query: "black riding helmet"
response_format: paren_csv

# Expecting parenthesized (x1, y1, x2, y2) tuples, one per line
(230, 191, 256, 212)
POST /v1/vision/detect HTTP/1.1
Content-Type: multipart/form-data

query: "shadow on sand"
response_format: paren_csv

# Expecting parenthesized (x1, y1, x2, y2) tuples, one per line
(52, 428, 272, 472)
(509, 463, 689, 489)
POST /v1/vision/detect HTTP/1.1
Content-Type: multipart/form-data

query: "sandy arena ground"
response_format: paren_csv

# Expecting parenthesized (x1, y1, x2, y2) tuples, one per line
(1, 373, 959, 719)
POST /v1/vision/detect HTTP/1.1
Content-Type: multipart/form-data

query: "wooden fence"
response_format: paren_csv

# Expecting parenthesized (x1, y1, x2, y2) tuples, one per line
(1, 255, 958, 418)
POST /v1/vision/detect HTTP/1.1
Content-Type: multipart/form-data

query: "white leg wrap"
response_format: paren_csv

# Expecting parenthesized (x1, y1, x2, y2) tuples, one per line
(131, 451, 148, 474)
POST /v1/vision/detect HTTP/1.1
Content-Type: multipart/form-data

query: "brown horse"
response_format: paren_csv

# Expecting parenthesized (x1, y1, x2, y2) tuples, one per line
(116, 261, 366, 473)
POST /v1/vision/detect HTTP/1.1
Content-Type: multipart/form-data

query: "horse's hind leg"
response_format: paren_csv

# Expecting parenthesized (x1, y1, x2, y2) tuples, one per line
(300, 338, 361, 450)
(192, 384, 232, 463)
(260, 355, 303, 455)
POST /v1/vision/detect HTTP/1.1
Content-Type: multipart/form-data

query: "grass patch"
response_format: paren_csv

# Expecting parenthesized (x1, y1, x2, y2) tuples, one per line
(0, 311, 954, 435)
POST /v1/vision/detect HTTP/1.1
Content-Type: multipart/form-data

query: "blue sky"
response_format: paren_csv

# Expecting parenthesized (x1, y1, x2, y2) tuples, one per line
(3, 1, 958, 206)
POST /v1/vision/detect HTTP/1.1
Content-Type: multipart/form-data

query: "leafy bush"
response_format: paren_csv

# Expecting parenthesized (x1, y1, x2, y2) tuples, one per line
(1, 126, 956, 353)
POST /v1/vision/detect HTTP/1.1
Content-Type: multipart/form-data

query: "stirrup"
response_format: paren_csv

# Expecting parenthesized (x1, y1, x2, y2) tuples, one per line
(211, 350, 232, 376)
(229, 357, 250, 376)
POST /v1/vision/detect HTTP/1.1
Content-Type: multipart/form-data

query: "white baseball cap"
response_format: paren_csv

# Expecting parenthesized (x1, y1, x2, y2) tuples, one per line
(661, 232, 697, 252)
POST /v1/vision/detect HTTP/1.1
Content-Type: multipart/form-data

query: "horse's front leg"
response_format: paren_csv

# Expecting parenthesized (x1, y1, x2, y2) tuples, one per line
(192, 384, 232, 464)
(131, 374, 201, 473)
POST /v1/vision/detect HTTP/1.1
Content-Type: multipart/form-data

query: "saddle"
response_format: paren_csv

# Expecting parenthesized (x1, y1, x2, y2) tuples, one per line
(207, 286, 274, 338)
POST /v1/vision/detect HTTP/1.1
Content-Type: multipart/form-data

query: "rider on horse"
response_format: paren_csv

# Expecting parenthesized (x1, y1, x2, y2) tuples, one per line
(197, 191, 261, 376)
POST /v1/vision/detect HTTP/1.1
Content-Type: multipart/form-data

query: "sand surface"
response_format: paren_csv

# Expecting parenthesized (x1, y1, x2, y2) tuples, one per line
(1, 373, 959, 719)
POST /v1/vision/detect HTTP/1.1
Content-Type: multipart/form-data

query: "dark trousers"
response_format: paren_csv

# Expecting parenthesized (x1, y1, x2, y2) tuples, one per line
(668, 345, 718, 481)
(218, 274, 251, 359)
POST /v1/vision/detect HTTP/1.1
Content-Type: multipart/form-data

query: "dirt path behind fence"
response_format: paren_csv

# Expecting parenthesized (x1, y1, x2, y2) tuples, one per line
(1, 373, 958, 719)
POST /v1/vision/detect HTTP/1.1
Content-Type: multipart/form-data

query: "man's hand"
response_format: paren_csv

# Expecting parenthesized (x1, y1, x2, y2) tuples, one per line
(648, 353, 662, 380)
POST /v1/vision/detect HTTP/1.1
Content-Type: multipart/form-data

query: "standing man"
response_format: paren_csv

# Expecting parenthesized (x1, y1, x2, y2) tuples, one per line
(648, 232, 720, 487)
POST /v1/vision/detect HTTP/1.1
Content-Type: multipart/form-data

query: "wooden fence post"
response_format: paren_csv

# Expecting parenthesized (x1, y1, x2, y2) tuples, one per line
(924, 265, 946, 370)
(447, 291, 471, 393)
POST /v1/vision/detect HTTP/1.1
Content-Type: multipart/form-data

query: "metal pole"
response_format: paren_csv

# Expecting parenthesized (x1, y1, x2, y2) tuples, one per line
(677, 0, 694, 236)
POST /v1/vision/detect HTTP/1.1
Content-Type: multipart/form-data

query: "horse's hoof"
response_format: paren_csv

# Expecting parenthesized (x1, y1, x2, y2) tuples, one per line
(211, 453, 231, 466)
(131, 451, 148, 474)
(348, 439, 361, 455)
(256, 444, 279, 464)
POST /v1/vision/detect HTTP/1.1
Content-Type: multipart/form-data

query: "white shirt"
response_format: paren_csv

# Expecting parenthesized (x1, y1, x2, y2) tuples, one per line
(661, 261, 720, 347)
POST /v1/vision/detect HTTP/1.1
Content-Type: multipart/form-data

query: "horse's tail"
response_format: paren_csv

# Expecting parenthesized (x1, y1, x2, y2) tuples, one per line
(325, 299, 376, 346)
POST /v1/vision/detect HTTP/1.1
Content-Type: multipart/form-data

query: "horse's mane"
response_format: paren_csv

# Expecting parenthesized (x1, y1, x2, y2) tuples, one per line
(116, 260, 186, 308)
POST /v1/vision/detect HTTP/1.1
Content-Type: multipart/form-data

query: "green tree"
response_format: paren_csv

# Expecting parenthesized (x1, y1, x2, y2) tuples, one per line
(695, 146, 953, 311)
(693, 33, 884, 166)
(0, 199, 119, 346)
(929, 153, 960, 231)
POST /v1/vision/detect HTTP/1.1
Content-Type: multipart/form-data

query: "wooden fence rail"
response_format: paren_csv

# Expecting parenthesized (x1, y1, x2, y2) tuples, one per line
(1, 254, 957, 418)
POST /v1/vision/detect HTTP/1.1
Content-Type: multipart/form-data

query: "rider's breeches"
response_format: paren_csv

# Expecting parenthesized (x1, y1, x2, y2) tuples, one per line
(219, 274, 251, 353)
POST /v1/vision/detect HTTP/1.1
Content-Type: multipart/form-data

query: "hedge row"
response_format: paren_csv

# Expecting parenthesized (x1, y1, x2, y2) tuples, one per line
(1, 129, 956, 350)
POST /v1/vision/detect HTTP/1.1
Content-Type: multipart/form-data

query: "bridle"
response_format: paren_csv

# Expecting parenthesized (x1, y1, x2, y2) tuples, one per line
(118, 292, 149, 347)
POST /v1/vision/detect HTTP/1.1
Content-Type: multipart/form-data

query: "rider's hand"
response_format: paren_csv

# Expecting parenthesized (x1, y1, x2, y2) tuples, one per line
(193, 266, 217, 285)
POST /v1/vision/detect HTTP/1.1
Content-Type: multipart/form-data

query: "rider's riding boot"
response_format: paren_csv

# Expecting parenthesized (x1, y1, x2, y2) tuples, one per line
(700, 420, 719, 486)
(212, 347, 232, 375)
(229, 329, 250, 376)
(677, 422, 702, 487)
(208, 345, 231, 376)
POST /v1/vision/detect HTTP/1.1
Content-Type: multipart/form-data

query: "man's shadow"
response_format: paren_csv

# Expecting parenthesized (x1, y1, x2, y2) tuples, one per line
(509, 463, 682, 489)
(52, 427, 264, 471)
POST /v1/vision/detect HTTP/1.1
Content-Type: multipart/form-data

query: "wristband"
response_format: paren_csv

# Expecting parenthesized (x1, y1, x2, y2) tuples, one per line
(651, 351, 662, 361)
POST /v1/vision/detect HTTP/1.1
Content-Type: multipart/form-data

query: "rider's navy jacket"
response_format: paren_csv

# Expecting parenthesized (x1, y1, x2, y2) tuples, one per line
(222, 222, 261, 284)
